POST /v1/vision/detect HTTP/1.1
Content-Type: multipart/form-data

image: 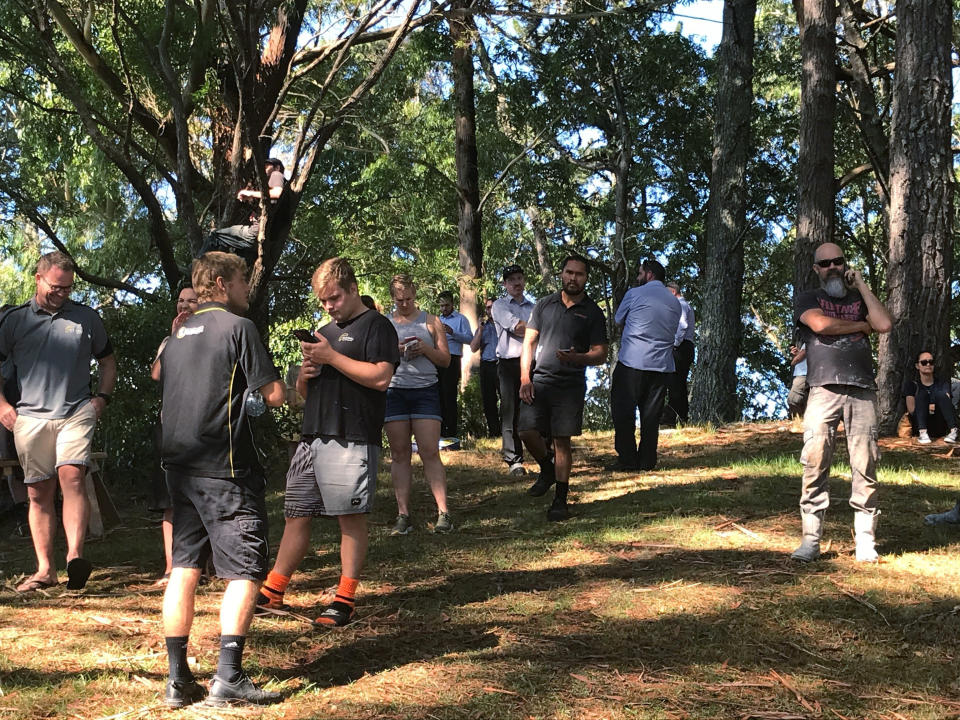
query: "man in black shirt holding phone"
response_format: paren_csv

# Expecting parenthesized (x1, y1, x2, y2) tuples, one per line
(257, 258, 399, 628)
(791, 242, 891, 564)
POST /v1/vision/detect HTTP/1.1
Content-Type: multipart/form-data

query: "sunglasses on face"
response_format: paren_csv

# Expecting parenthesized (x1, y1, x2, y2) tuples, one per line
(918, 359, 934, 366)
(815, 256, 845, 269)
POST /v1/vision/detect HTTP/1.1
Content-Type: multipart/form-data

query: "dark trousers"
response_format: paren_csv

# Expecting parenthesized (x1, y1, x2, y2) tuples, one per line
(611, 362, 670, 469)
(437, 357, 462, 437)
(479, 360, 501, 437)
(498, 358, 523, 465)
(662, 340, 695, 425)
(913, 383, 957, 436)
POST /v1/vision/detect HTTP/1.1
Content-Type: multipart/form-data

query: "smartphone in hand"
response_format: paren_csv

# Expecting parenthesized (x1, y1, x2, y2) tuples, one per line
(293, 329, 319, 344)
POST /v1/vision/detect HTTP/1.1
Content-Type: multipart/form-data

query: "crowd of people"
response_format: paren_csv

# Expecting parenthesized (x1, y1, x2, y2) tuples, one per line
(0, 241, 956, 707)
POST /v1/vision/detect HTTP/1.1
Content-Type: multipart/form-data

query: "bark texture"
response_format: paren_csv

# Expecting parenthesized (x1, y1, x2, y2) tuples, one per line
(875, 0, 953, 434)
(793, 0, 836, 295)
(689, 0, 756, 424)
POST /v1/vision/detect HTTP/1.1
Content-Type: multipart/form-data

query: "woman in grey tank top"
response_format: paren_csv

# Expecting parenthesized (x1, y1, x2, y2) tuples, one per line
(384, 275, 454, 535)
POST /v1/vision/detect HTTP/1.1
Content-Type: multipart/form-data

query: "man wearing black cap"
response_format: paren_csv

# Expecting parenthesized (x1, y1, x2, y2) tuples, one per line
(490, 265, 535, 475)
(198, 158, 287, 263)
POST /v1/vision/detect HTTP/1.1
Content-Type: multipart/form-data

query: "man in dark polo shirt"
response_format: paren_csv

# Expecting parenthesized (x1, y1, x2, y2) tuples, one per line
(159, 252, 286, 708)
(518, 254, 608, 521)
(0, 251, 115, 593)
(256, 257, 399, 627)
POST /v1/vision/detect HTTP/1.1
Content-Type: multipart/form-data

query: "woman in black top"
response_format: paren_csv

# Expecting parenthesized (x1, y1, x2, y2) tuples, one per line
(902, 349, 958, 445)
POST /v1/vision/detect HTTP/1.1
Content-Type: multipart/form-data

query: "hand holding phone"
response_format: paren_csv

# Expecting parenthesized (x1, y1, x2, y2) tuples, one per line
(293, 329, 319, 344)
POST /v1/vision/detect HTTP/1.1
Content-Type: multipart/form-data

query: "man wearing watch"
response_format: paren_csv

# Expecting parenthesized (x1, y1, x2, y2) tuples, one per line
(0, 251, 116, 592)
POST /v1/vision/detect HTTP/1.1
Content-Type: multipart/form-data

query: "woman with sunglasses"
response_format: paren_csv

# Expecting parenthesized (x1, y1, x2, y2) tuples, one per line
(902, 350, 958, 445)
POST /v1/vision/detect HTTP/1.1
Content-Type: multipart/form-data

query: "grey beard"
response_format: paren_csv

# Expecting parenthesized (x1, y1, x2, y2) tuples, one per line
(822, 275, 847, 298)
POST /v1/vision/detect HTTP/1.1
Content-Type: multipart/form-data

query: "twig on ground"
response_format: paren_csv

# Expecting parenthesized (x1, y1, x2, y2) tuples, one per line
(769, 669, 821, 714)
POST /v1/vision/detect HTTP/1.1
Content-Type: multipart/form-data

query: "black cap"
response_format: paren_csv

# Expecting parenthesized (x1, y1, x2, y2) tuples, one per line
(502, 264, 524, 280)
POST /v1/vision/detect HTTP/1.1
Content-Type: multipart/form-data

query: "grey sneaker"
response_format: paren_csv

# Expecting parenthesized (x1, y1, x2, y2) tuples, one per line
(390, 514, 413, 536)
(434, 511, 454, 534)
(918, 430, 932, 445)
(945, 429, 959, 444)
(508, 463, 526, 477)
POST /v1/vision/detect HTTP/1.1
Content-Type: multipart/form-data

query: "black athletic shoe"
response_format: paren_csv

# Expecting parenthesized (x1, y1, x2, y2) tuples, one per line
(207, 673, 282, 707)
(527, 462, 556, 497)
(547, 498, 570, 522)
(164, 678, 207, 708)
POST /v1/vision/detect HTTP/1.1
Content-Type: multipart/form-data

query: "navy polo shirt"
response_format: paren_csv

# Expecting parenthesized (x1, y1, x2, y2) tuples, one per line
(527, 291, 607, 386)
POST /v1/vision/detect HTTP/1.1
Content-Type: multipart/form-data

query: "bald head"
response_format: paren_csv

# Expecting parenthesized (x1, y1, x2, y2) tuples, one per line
(814, 243, 843, 264)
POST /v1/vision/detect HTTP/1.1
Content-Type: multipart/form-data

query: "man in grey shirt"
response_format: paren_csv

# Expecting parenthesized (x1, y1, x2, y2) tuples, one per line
(491, 265, 535, 475)
(0, 251, 116, 592)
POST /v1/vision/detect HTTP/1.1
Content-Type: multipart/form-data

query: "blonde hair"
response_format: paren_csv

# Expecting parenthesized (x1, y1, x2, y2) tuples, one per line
(389, 274, 416, 298)
(312, 257, 358, 295)
(192, 252, 247, 302)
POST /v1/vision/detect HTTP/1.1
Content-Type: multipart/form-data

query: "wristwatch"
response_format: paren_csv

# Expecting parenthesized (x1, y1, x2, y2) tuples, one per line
(96, 392, 112, 405)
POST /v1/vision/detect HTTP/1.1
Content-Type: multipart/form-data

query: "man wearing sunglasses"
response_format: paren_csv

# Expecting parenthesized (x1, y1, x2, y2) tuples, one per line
(0, 251, 116, 592)
(792, 242, 891, 564)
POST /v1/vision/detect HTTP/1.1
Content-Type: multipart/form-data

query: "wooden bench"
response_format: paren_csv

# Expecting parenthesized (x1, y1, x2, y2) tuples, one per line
(0, 452, 121, 537)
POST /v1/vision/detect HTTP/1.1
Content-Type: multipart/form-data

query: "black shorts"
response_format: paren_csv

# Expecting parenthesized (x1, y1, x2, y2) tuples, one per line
(518, 380, 586, 438)
(166, 469, 269, 581)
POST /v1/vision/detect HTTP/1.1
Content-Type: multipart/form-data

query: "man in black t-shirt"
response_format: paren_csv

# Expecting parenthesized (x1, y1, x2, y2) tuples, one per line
(256, 257, 399, 628)
(159, 252, 286, 708)
(791, 242, 892, 565)
(518, 254, 608, 521)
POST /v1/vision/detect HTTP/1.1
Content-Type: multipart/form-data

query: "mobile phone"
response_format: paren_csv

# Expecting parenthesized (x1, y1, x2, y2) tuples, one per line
(293, 329, 318, 343)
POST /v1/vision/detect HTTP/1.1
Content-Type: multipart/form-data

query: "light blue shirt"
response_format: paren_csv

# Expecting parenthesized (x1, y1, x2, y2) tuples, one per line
(675, 296, 696, 346)
(439, 310, 473, 357)
(478, 321, 498, 362)
(491, 295, 534, 359)
(615, 281, 681, 372)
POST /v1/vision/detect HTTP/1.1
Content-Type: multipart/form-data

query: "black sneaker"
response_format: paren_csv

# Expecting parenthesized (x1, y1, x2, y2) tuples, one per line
(547, 498, 570, 522)
(207, 673, 282, 707)
(164, 678, 207, 708)
(527, 462, 556, 497)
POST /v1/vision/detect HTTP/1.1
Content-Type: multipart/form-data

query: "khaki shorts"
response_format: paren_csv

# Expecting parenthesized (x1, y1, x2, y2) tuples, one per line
(14, 402, 97, 483)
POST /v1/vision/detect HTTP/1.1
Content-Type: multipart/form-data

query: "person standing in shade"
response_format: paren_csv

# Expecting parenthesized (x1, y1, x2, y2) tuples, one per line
(519, 254, 608, 521)
(609, 259, 681, 472)
(470, 298, 501, 437)
(491, 265, 535, 476)
(436, 290, 473, 442)
(791, 242, 891, 564)
(385, 275, 453, 535)
(159, 252, 286, 707)
(0, 251, 116, 593)
(257, 258, 399, 626)
(663, 282, 695, 426)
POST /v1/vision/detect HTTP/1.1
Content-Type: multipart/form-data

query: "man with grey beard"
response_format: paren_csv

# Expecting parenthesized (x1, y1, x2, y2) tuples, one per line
(791, 242, 891, 564)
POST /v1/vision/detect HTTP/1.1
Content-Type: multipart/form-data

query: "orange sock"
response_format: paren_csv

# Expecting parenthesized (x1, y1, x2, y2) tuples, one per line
(260, 570, 290, 604)
(332, 576, 359, 609)
(314, 575, 358, 626)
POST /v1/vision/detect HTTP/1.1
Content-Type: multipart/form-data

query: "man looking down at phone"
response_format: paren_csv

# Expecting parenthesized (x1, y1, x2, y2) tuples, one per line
(518, 254, 608, 521)
(792, 242, 892, 564)
(257, 258, 399, 627)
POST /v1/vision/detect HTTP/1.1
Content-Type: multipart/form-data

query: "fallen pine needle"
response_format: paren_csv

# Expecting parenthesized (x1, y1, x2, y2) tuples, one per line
(732, 523, 763, 541)
(482, 686, 519, 696)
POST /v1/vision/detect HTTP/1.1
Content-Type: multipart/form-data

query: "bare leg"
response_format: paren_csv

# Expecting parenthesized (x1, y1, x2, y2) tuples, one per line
(58, 463, 89, 562)
(411, 418, 447, 513)
(220, 579, 260, 636)
(163, 567, 202, 636)
(20, 478, 57, 587)
(553, 437, 572, 485)
(271, 516, 312, 577)
(385, 420, 413, 516)
(338, 514, 368, 579)
(519, 430, 548, 463)
(161, 509, 174, 576)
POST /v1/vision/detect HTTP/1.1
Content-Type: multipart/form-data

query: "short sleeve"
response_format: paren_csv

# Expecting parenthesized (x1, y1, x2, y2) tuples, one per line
(90, 312, 113, 359)
(527, 298, 546, 332)
(365, 314, 401, 367)
(901, 380, 916, 397)
(794, 291, 820, 327)
(0, 311, 12, 361)
(589, 304, 608, 345)
(236, 319, 279, 390)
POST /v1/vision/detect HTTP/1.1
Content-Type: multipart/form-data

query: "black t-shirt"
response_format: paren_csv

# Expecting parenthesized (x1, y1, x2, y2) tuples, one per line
(302, 309, 400, 445)
(160, 302, 279, 479)
(795, 289, 875, 389)
(902, 378, 951, 398)
(527, 292, 608, 386)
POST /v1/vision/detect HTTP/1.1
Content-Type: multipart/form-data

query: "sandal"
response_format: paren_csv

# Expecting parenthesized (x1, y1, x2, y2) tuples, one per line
(16, 576, 58, 593)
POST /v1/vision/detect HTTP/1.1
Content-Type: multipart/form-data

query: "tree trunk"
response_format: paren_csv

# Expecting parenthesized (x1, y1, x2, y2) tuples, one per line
(689, 0, 756, 425)
(875, 0, 953, 434)
(451, 0, 482, 383)
(793, 0, 836, 295)
(527, 205, 555, 290)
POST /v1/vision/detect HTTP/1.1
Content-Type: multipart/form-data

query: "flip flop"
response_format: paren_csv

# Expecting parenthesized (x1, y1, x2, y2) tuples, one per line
(66, 558, 93, 590)
(16, 577, 58, 593)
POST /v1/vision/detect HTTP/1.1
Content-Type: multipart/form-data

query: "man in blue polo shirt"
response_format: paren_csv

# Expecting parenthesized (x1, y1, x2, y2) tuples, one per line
(0, 251, 115, 593)
(469, 298, 501, 437)
(436, 290, 473, 442)
(610, 259, 681, 471)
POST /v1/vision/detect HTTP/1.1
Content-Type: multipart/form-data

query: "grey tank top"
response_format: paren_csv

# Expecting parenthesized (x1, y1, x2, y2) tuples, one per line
(389, 310, 438, 389)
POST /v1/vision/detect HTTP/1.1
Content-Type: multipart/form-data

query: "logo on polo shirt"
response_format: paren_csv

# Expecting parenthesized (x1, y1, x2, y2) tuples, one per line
(62, 322, 83, 336)
(176, 325, 205, 339)
(338, 332, 355, 343)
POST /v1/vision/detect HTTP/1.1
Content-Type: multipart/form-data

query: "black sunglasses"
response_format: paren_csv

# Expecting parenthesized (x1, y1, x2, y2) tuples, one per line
(815, 256, 845, 269)
(918, 359, 934, 366)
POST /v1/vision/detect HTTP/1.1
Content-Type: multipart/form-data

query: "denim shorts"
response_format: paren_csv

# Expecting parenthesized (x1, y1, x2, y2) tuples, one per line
(384, 384, 442, 422)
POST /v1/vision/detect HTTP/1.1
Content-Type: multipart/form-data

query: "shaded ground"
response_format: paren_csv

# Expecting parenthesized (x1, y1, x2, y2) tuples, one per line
(2, 422, 960, 719)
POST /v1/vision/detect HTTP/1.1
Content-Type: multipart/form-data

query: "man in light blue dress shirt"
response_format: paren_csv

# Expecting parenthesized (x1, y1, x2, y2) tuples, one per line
(610, 259, 681, 471)
(469, 298, 501, 437)
(437, 291, 474, 440)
